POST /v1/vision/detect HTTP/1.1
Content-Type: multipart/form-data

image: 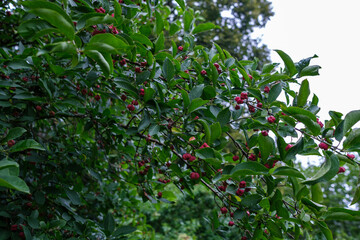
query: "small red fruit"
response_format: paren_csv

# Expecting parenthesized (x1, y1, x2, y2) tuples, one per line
(135, 67, 142, 73)
(19, 232, 25, 239)
(199, 142, 210, 149)
(317, 118, 324, 128)
(120, 59, 126, 66)
(264, 86, 270, 93)
(239, 181, 246, 188)
(190, 172, 200, 180)
(235, 105, 240, 110)
(285, 144, 293, 151)
(240, 92, 248, 100)
(49, 111, 55, 117)
(81, 88, 87, 95)
(95, 95, 101, 101)
(140, 61, 147, 66)
(7, 140, 15, 148)
(236, 188, 245, 196)
(220, 207, 228, 214)
(230, 212, 234, 217)
(157, 192, 162, 198)
(178, 46, 183, 51)
(338, 166, 346, 173)
(261, 130, 268, 136)
(248, 153, 256, 161)
(267, 116, 276, 124)
(228, 221, 235, 226)
(132, 100, 138, 106)
(319, 142, 329, 150)
(127, 104, 135, 111)
(139, 88, 145, 96)
(257, 102, 263, 108)
(248, 105, 255, 113)
(194, 116, 199, 120)
(22, 77, 28, 82)
(214, 63, 220, 69)
(36, 105, 42, 111)
(201, 69, 207, 75)
(241, 237, 247, 240)
(121, 94, 127, 101)
(11, 224, 18, 231)
(233, 155, 239, 161)
(347, 154, 355, 159)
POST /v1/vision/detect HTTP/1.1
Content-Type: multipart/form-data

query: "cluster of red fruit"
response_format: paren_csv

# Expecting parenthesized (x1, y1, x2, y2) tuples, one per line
(125, 89, 145, 112)
(182, 153, 196, 162)
(214, 62, 222, 74)
(10, 224, 25, 239)
(236, 180, 250, 196)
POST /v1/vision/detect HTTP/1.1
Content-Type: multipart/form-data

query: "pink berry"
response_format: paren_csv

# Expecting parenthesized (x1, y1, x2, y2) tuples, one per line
(157, 192, 162, 198)
(132, 100, 138, 106)
(199, 142, 209, 149)
(220, 207, 228, 214)
(257, 102, 263, 108)
(36, 105, 42, 111)
(240, 92, 248, 100)
(135, 67, 142, 73)
(228, 221, 235, 226)
(178, 46, 183, 51)
(233, 155, 239, 161)
(214, 63, 220, 69)
(261, 130, 268, 136)
(317, 118, 324, 128)
(338, 166, 346, 174)
(190, 172, 200, 180)
(127, 104, 135, 111)
(235, 105, 240, 110)
(236, 188, 245, 196)
(264, 86, 270, 93)
(319, 142, 329, 150)
(267, 116, 276, 124)
(139, 89, 145, 96)
(95, 95, 101, 101)
(201, 70, 207, 75)
(239, 181, 246, 188)
(248, 153, 256, 161)
(285, 144, 293, 151)
(347, 154, 355, 159)
(121, 94, 127, 101)
(7, 140, 15, 148)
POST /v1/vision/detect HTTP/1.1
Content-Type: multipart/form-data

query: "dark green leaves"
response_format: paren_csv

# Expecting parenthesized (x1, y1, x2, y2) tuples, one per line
(192, 23, 218, 34)
(297, 79, 310, 107)
(271, 166, 305, 179)
(266, 219, 282, 238)
(162, 58, 175, 80)
(10, 139, 45, 153)
(274, 49, 297, 77)
(268, 83, 282, 103)
(175, 0, 186, 10)
(302, 154, 339, 185)
(22, 1, 75, 40)
(188, 98, 208, 113)
(258, 134, 274, 160)
(2, 127, 27, 142)
(335, 110, 360, 141)
(231, 162, 269, 177)
(104, 212, 115, 235)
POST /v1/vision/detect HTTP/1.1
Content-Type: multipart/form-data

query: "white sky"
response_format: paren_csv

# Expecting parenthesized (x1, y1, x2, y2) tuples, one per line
(252, 0, 360, 121)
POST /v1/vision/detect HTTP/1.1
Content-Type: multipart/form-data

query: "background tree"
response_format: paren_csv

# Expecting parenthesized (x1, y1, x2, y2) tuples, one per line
(183, 0, 274, 66)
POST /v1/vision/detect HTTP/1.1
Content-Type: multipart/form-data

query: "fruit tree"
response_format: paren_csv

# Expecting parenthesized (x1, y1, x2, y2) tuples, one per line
(1, 0, 360, 239)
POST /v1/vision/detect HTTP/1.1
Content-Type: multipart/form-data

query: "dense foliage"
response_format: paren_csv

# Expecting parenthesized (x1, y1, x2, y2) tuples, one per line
(1, 0, 360, 239)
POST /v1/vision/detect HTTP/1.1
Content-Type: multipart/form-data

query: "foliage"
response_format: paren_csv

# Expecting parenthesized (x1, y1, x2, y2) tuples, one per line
(0, 0, 360, 239)
(185, 0, 274, 65)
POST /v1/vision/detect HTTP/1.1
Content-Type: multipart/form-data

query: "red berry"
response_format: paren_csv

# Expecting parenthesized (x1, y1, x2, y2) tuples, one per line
(241, 236, 247, 240)
(233, 155, 239, 161)
(182, 153, 191, 160)
(11, 224, 18, 231)
(248, 153, 256, 161)
(140, 61, 147, 66)
(257, 102, 263, 108)
(132, 100, 138, 105)
(35, 105, 42, 111)
(228, 221, 235, 226)
(319, 142, 329, 150)
(199, 142, 209, 149)
(121, 94, 127, 101)
(317, 118, 324, 128)
(267, 116, 276, 124)
(347, 154, 355, 159)
(214, 63, 220, 69)
(127, 104, 135, 111)
(201, 70, 207, 75)
(22, 77, 28, 82)
(49, 111, 55, 116)
(236, 188, 245, 196)
(230, 212, 234, 217)
(7, 140, 15, 148)
(261, 130, 268, 136)
(285, 144, 293, 151)
(194, 116, 199, 120)
(239, 181, 246, 188)
(120, 59, 126, 66)
(135, 67, 142, 73)
(248, 105, 255, 113)
(240, 92, 248, 100)
(178, 46, 183, 51)
(264, 86, 270, 93)
(190, 172, 200, 180)
(19, 232, 25, 239)
(338, 166, 346, 174)
(81, 88, 87, 95)
(235, 105, 240, 110)
(139, 89, 145, 96)
(220, 207, 228, 214)
(157, 192, 162, 198)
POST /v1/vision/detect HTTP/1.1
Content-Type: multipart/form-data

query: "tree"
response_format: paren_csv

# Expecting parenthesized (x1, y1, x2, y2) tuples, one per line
(185, 0, 274, 65)
(0, 0, 359, 239)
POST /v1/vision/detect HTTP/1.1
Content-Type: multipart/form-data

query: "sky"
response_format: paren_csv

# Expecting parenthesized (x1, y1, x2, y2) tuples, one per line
(252, 0, 360, 121)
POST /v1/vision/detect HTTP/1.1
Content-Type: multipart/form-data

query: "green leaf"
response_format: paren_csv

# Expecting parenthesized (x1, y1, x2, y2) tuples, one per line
(188, 98, 208, 113)
(144, 88, 155, 103)
(258, 134, 274, 160)
(162, 58, 175, 80)
(104, 212, 115, 234)
(0, 159, 19, 170)
(184, 10, 193, 33)
(311, 183, 324, 203)
(198, 119, 211, 144)
(214, 43, 225, 62)
(192, 22, 218, 34)
(88, 33, 128, 50)
(85, 50, 111, 77)
(210, 122, 221, 144)
(343, 128, 360, 149)
(112, 226, 137, 236)
(267, 219, 283, 238)
(114, 79, 138, 98)
(282, 106, 317, 121)
(131, 33, 153, 47)
(300, 65, 321, 77)
(217, 108, 231, 127)
(302, 197, 326, 212)
(18, 19, 57, 41)
(175, 0, 185, 10)
(242, 194, 262, 207)
(66, 190, 82, 205)
(0, 175, 30, 193)
(10, 139, 45, 153)
(285, 137, 304, 161)
(22, 1, 75, 40)
(271, 166, 305, 179)
(155, 10, 164, 35)
(195, 147, 216, 159)
(268, 82, 282, 103)
(297, 79, 310, 107)
(77, 13, 116, 29)
(230, 162, 269, 177)
(202, 86, 216, 100)
(274, 49, 297, 77)
(335, 110, 360, 141)
(3, 127, 27, 142)
(154, 32, 165, 53)
(180, 89, 190, 108)
(302, 154, 339, 185)
(316, 221, 333, 240)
